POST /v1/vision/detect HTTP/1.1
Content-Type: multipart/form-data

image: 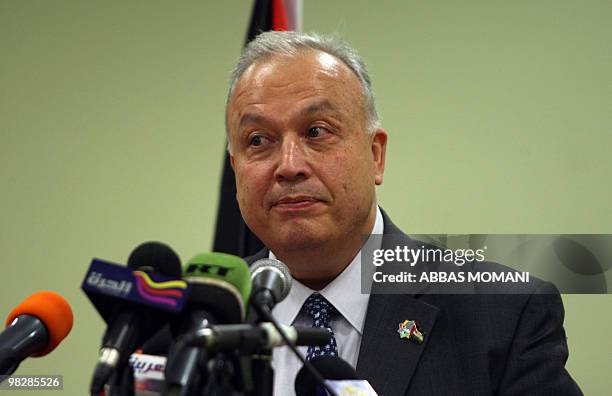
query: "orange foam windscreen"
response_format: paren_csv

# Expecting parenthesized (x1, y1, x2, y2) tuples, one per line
(5, 291, 74, 357)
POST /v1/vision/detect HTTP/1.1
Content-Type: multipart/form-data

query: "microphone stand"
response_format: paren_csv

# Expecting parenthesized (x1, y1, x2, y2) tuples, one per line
(250, 348, 273, 396)
(250, 305, 274, 396)
(107, 365, 134, 396)
(200, 352, 249, 396)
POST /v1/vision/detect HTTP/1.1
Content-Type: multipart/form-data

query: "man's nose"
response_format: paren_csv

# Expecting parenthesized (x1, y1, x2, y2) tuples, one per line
(274, 138, 311, 183)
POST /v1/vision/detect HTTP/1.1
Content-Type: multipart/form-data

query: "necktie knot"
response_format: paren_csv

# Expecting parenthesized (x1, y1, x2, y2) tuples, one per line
(303, 293, 336, 324)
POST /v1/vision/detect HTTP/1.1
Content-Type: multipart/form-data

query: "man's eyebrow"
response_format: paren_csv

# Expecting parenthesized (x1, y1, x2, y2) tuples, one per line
(237, 113, 266, 131)
(237, 100, 342, 131)
(301, 100, 341, 117)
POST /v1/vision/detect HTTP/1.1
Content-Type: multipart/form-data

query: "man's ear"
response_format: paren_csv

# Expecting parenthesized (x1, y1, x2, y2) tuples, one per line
(371, 129, 388, 185)
(229, 154, 236, 171)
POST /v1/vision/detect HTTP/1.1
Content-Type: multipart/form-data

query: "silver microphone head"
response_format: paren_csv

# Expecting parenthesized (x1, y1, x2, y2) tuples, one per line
(250, 258, 292, 303)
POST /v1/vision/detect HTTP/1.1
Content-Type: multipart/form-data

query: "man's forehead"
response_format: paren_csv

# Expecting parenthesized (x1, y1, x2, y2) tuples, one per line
(233, 49, 358, 97)
(225, 49, 368, 139)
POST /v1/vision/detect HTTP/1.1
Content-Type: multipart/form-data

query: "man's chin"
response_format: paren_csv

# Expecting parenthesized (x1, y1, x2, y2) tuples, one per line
(262, 222, 329, 253)
(269, 232, 327, 252)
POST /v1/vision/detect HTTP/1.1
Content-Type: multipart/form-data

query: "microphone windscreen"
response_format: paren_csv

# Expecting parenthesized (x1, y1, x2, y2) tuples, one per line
(127, 241, 181, 277)
(295, 355, 358, 396)
(250, 258, 292, 302)
(182, 252, 252, 323)
(5, 291, 73, 357)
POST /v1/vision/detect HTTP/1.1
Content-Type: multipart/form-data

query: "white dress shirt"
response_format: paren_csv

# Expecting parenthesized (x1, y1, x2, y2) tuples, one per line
(269, 206, 384, 396)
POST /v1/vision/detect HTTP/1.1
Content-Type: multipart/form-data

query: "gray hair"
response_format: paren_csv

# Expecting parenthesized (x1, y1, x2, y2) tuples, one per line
(225, 31, 381, 152)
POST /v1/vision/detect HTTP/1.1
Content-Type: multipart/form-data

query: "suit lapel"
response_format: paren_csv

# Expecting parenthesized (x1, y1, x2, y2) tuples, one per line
(356, 294, 438, 395)
(355, 210, 440, 395)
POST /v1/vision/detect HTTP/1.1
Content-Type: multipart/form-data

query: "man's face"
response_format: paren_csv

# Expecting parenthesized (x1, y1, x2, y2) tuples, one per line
(227, 50, 387, 254)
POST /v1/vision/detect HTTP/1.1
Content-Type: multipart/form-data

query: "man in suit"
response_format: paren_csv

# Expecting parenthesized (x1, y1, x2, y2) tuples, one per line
(226, 31, 582, 395)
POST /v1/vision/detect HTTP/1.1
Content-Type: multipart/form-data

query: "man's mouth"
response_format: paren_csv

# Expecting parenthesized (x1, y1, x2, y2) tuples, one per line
(272, 196, 321, 211)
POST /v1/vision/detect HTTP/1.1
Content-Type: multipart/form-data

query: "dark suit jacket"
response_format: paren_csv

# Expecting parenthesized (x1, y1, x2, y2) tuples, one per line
(244, 210, 582, 396)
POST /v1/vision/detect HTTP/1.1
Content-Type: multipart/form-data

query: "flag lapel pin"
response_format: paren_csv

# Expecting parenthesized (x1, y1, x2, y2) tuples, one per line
(397, 320, 424, 343)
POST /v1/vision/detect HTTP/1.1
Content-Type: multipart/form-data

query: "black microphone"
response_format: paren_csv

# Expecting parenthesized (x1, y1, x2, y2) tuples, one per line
(295, 356, 358, 396)
(0, 291, 73, 376)
(88, 241, 182, 395)
(183, 323, 332, 351)
(163, 252, 251, 396)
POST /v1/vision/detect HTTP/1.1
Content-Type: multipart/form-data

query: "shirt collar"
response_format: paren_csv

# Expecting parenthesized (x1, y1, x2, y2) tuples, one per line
(270, 206, 384, 335)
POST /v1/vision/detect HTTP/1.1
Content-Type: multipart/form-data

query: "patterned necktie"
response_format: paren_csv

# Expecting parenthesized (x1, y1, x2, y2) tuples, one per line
(302, 293, 338, 360)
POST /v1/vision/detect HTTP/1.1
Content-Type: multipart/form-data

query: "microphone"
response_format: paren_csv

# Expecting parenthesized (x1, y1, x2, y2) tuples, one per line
(182, 323, 332, 351)
(249, 258, 292, 316)
(248, 258, 292, 396)
(0, 291, 73, 376)
(87, 241, 182, 395)
(127, 241, 182, 275)
(163, 252, 251, 396)
(295, 356, 378, 396)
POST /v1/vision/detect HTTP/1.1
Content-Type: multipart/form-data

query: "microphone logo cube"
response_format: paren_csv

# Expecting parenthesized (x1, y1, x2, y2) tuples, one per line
(82, 259, 190, 317)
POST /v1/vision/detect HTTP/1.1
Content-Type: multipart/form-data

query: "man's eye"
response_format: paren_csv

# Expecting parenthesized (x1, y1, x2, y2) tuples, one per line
(249, 135, 264, 146)
(307, 126, 326, 138)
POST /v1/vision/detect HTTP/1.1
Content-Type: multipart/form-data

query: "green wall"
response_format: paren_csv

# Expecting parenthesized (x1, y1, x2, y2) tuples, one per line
(1, 1, 609, 394)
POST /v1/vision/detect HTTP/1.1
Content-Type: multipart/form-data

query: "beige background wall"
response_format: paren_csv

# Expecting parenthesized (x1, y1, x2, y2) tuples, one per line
(1, 1, 610, 394)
